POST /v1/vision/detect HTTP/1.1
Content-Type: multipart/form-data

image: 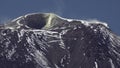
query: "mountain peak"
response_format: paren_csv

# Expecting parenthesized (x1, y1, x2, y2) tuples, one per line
(0, 13, 119, 68)
(1, 13, 108, 30)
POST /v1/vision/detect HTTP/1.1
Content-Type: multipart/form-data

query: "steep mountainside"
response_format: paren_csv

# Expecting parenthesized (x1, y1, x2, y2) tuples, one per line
(0, 13, 120, 68)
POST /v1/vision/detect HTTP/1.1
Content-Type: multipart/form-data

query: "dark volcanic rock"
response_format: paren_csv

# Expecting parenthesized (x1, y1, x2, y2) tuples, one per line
(0, 13, 120, 68)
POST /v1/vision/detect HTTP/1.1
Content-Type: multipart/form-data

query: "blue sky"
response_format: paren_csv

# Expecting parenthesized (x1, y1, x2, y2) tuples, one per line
(0, 0, 120, 35)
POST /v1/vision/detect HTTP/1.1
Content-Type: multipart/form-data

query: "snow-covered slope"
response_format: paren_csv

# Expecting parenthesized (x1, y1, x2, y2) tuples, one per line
(0, 13, 120, 68)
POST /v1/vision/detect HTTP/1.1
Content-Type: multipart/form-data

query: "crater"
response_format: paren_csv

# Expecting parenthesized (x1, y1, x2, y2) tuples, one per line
(24, 13, 55, 29)
(25, 14, 46, 29)
(5, 13, 63, 30)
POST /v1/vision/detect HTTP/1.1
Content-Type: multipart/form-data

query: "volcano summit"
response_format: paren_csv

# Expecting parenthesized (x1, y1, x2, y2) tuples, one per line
(0, 13, 120, 68)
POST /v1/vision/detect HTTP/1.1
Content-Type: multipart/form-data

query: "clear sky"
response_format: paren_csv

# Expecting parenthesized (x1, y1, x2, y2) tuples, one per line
(0, 0, 120, 35)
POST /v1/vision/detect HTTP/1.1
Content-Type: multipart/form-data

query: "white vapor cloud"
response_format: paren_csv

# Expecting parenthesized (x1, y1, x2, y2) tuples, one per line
(0, 16, 12, 24)
(52, 0, 65, 16)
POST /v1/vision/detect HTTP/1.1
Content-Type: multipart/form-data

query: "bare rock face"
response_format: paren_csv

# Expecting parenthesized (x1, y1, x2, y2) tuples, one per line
(0, 13, 120, 68)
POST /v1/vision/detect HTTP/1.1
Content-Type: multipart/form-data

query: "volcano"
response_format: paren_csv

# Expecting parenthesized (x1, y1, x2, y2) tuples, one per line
(0, 13, 120, 68)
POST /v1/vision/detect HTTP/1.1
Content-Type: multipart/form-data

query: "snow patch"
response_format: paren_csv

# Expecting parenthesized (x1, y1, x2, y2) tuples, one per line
(95, 62, 98, 68)
(11, 16, 23, 22)
(57, 14, 109, 28)
(109, 58, 115, 68)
